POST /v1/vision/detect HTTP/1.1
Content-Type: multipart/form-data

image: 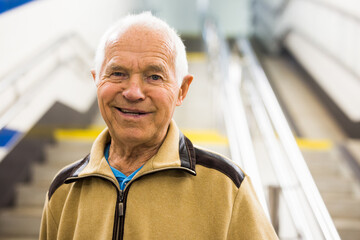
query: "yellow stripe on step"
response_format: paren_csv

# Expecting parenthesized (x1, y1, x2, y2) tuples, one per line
(295, 137, 333, 151)
(54, 127, 228, 146)
(54, 127, 330, 150)
(181, 129, 229, 145)
(54, 127, 104, 141)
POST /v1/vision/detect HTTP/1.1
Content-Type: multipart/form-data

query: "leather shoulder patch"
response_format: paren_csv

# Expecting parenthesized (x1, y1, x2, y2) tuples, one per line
(48, 154, 90, 200)
(195, 148, 245, 188)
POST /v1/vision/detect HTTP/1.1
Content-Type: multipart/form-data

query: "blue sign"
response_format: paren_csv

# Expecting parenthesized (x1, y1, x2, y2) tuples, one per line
(0, 0, 34, 14)
(0, 127, 21, 148)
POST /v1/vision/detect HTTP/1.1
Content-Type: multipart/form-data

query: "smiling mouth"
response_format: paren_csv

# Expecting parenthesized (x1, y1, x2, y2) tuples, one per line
(116, 107, 148, 116)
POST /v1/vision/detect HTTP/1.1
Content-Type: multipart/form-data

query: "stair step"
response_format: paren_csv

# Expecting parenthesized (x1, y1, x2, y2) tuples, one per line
(334, 218, 360, 240)
(325, 198, 360, 218)
(16, 184, 48, 207)
(31, 164, 65, 185)
(0, 237, 38, 240)
(346, 139, 360, 166)
(49, 139, 93, 150)
(306, 160, 341, 176)
(321, 191, 356, 202)
(45, 140, 92, 164)
(314, 177, 355, 194)
(0, 207, 42, 237)
(302, 150, 340, 164)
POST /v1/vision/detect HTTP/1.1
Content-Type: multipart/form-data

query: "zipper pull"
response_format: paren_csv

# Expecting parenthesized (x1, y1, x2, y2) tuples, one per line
(118, 202, 124, 217)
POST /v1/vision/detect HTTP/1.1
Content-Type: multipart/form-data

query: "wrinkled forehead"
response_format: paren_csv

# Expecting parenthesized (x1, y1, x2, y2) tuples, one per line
(105, 25, 176, 66)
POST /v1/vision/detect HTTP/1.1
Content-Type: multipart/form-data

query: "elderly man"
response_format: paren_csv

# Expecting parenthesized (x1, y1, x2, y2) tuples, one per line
(40, 12, 278, 239)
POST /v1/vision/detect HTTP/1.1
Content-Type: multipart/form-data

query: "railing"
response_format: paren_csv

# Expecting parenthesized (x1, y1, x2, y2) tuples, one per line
(0, 33, 93, 161)
(202, 17, 341, 239)
(238, 39, 341, 240)
(202, 18, 270, 217)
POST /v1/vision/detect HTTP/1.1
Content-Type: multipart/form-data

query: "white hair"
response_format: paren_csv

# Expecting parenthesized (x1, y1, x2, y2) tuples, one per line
(94, 12, 188, 86)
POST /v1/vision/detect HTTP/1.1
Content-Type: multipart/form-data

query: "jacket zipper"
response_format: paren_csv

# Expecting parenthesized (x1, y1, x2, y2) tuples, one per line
(114, 167, 196, 240)
(118, 189, 127, 239)
(114, 190, 124, 240)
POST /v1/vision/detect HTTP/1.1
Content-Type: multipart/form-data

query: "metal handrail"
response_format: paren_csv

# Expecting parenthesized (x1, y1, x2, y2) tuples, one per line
(238, 38, 341, 240)
(202, 14, 341, 238)
(1, 33, 76, 91)
(244, 74, 313, 239)
(0, 32, 94, 163)
(202, 19, 270, 218)
(0, 33, 93, 131)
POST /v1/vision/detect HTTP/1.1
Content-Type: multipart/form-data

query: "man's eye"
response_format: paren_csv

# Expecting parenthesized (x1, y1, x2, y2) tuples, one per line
(113, 72, 125, 77)
(150, 75, 161, 81)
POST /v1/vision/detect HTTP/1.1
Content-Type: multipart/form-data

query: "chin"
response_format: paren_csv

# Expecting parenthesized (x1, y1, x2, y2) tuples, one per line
(114, 129, 151, 143)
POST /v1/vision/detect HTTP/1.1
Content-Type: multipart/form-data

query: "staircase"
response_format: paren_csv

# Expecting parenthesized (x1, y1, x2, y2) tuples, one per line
(261, 54, 360, 240)
(303, 148, 360, 240)
(0, 140, 92, 240)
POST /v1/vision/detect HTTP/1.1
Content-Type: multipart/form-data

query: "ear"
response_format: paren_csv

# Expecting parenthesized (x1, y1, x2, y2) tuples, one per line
(176, 74, 193, 106)
(91, 69, 96, 81)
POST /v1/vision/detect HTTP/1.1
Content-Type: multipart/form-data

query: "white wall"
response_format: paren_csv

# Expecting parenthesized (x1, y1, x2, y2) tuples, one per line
(0, 0, 131, 77)
(254, 0, 360, 122)
(282, 0, 360, 121)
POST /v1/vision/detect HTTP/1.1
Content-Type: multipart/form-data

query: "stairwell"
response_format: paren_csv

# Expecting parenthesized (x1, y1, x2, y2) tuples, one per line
(0, 140, 92, 240)
(303, 148, 360, 239)
(262, 54, 360, 240)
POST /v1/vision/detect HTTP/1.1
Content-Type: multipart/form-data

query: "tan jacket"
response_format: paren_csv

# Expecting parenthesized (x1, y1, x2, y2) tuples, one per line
(40, 121, 278, 239)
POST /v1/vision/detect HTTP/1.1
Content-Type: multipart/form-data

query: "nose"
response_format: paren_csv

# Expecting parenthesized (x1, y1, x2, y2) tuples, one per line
(122, 75, 145, 102)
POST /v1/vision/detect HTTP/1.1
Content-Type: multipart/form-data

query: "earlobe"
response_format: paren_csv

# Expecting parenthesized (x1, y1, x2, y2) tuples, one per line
(176, 74, 193, 106)
(91, 70, 96, 81)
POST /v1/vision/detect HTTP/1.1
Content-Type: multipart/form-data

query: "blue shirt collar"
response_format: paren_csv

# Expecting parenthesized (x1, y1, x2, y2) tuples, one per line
(104, 142, 143, 190)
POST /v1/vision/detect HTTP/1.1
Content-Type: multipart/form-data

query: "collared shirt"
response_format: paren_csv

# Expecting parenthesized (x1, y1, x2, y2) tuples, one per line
(104, 143, 143, 190)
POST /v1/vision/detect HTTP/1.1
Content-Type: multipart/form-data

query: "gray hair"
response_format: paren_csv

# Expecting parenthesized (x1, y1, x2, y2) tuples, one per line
(93, 12, 188, 86)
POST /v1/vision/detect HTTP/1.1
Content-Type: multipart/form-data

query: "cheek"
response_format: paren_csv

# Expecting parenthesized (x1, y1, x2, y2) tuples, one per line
(97, 84, 117, 103)
(154, 89, 179, 113)
(161, 84, 179, 101)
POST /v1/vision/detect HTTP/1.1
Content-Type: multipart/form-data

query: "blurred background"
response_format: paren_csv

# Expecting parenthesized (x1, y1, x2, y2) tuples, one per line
(0, 0, 359, 239)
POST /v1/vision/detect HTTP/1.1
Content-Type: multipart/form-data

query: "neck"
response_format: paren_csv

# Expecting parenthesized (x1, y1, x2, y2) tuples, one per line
(108, 138, 163, 176)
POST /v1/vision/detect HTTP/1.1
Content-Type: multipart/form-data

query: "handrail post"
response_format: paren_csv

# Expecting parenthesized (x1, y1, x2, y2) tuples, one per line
(268, 185, 280, 235)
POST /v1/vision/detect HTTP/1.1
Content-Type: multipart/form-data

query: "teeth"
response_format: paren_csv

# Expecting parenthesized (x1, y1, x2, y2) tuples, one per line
(119, 108, 143, 115)
(122, 109, 134, 113)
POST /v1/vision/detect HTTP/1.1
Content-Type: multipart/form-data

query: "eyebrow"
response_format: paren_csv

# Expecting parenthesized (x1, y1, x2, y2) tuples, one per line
(145, 64, 166, 73)
(145, 64, 170, 78)
(104, 63, 169, 78)
(105, 64, 128, 74)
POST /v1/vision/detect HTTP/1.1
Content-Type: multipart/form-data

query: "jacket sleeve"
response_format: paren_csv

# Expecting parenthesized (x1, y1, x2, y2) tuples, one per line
(226, 176, 279, 240)
(39, 193, 58, 240)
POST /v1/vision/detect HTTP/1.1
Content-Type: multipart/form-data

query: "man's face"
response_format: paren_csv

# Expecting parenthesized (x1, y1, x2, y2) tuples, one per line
(95, 26, 190, 146)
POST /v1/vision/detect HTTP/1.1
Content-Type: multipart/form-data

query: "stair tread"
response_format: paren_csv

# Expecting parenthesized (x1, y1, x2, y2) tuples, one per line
(0, 206, 43, 217)
(0, 237, 38, 240)
(346, 139, 360, 166)
(334, 218, 360, 229)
